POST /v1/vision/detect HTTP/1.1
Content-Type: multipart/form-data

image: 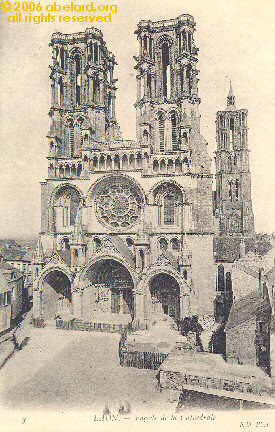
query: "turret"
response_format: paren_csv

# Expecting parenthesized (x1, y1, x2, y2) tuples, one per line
(215, 84, 255, 236)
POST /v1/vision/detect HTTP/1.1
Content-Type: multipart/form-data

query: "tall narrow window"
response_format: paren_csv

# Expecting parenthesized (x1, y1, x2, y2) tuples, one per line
(163, 195, 175, 225)
(235, 179, 239, 200)
(158, 114, 165, 152)
(178, 32, 182, 53)
(147, 72, 152, 97)
(229, 181, 233, 201)
(182, 30, 187, 51)
(188, 32, 192, 52)
(225, 272, 232, 292)
(186, 64, 192, 95)
(60, 47, 65, 69)
(149, 38, 153, 58)
(74, 54, 81, 107)
(230, 118, 234, 147)
(171, 113, 178, 151)
(63, 200, 70, 227)
(94, 44, 98, 63)
(182, 131, 188, 146)
(58, 77, 63, 105)
(140, 249, 145, 271)
(180, 68, 184, 94)
(228, 156, 232, 172)
(171, 238, 179, 251)
(159, 238, 168, 251)
(143, 36, 147, 53)
(89, 42, 93, 60)
(161, 42, 171, 98)
(218, 265, 225, 291)
(93, 76, 100, 104)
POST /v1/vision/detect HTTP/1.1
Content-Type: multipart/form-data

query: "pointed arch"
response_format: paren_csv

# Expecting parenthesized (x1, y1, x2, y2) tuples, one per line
(122, 154, 128, 169)
(99, 155, 105, 170)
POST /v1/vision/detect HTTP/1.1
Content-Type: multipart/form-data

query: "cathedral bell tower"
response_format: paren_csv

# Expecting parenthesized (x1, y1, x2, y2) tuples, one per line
(215, 83, 255, 237)
(134, 14, 200, 155)
(47, 28, 121, 180)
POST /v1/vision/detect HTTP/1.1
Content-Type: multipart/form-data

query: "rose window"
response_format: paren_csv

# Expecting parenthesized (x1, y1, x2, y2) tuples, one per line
(95, 181, 143, 228)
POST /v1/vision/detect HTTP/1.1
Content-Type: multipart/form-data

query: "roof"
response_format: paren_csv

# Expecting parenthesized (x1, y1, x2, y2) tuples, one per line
(265, 266, 275, 284)
(214, 236, 242, 262)
(21, 249, 35, 262)
(233, 262, 259, 279)
(80, 117, 92, 130)
(214, 235, 273, 264)
(56, 250, 71, 267)
(0, 270, 10, 293)
(226, 289, 271, 330)
(163, 250, 178, 269)
(110, 235, 135, 268)
(160, 349, 271, 384)
(0, 262, 23, 280)
(214, 236, 260, 263)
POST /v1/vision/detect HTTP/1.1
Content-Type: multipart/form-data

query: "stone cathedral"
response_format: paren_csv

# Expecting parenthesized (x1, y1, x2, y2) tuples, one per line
(32, 14, 254, 329)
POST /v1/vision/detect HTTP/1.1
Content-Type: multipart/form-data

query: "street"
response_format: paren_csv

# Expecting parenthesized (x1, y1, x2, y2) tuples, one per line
(0, 327, 170, 413)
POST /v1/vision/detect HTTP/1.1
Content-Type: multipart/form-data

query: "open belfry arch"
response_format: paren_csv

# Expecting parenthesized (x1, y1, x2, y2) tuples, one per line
(33, 15, 217, 329)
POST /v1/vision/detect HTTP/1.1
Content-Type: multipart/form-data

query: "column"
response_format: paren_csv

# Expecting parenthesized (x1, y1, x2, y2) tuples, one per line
(111, 94, 116, 118)
(184, 203, 193, 232)
(151, 73, 156, 99)
(143, 73, 147, 97)
(51, 82, 55, 105)
(139, 36, 142, 56)
(32, 289, 41, 318)
(134, 290, 146, 326)
(99, 80, 104, 105)
(180, 291, 190, 319)
(48, 206, 54, 233)
(90, 77, 94, 103)
(72, 290, 82, 319)
(137, 76, 141, 101)
(144, 247, 150, 269)
(136, 247, 141, 272)
(183, 65, 188, 92)
(119, 291, 123, 315)
(178, 32, 182, 54)
(173, 159, 176, 174)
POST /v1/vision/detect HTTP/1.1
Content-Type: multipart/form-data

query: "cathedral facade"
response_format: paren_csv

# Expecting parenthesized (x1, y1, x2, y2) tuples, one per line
(32, 15, 226, 328)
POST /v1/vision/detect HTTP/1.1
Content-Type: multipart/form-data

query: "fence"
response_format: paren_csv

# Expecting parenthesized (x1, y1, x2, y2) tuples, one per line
(32, 317, 44, 328)
(119, 321, 167, 369)
(119, 349, 168, 369)
(55, 319, 127, 333)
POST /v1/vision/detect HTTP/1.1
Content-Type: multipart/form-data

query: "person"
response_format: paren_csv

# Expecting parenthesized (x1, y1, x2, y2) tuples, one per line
(103, 404, 111, 415)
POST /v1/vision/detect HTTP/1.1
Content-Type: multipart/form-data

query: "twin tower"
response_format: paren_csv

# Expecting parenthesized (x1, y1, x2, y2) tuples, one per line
(46, 14, 254, 239)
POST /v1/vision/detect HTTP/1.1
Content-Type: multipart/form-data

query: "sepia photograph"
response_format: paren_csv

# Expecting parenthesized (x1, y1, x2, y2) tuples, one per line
(0, 0, 274, 431)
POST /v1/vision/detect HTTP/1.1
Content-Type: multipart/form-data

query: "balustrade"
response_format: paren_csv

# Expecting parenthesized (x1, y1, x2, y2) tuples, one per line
(50, 152, 190, 179)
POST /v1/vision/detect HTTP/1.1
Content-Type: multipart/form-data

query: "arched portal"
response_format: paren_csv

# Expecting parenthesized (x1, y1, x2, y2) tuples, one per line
(85, 259, 134, 318)
(149, 273, 180, 320)
(41, 270, 72, 319)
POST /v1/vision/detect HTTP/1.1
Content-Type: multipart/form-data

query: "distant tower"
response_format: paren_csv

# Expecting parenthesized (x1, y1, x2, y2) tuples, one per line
(215, 83, 255, 237)
(32, 236, 45, 281)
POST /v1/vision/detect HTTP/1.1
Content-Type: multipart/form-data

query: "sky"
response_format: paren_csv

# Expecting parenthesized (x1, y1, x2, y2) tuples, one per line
(0, 0, 274, 237)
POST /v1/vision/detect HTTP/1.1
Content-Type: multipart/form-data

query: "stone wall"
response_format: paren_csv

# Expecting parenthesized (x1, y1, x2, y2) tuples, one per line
(226, 320, 256, 365)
